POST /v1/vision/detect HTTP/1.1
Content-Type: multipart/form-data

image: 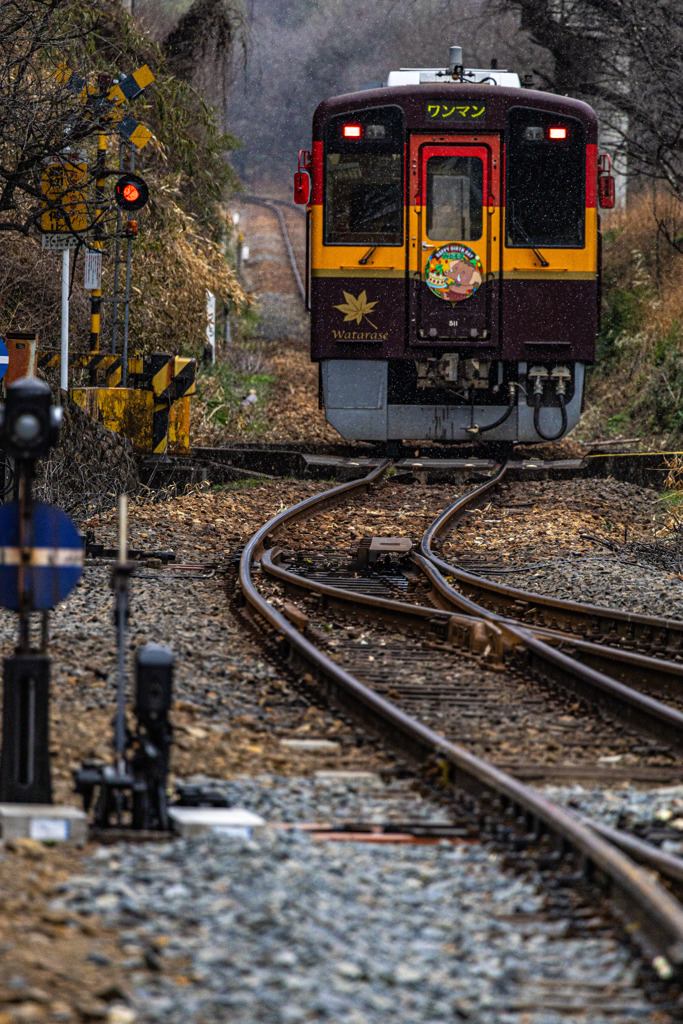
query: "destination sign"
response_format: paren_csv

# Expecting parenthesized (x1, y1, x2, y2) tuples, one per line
(425, 103, 486, 122)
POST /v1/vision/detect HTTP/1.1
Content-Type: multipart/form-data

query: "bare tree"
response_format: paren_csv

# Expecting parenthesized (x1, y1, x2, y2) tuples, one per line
(163, 0, 247, 131)
(493, 0, 683, 233)
(0, 0, 122, 236)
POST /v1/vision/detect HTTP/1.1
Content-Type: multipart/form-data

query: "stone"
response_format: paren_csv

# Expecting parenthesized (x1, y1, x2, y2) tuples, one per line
(74, 1001, 108, 1022)
(47, 1002, 75, 1022)
(9, 1004, 46, 1022)
(105, 1008, 136, 1024)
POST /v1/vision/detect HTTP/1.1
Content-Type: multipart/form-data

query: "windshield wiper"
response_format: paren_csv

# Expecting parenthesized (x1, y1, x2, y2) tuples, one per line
(509, 206, 549, 267)
(359, 246, 378, 265)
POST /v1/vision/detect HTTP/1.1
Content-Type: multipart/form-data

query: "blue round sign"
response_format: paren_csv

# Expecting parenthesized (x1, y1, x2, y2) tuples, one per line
(0, 337, 8, 380)
(0, 502, 83, 610)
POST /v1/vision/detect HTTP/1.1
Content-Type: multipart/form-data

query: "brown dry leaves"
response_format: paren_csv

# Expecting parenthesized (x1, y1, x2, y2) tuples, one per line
(442, 478, 660, 564)
(283, 482, 461, 551)
(82, 478, 326, 562)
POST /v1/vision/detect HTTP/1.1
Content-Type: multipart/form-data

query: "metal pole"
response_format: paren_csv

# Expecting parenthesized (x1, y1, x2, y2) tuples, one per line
(114, 494, 128, 772)
(17, 468, 31, 652)
(121, 147, 135, 388)
(60, 247, 69, 392)
(111, 142, 125, 358)
(224, 300, 231, 345)
(122, 238, 133, 388)
(88, 133, 107, 373)
(206, 290, 216, 364)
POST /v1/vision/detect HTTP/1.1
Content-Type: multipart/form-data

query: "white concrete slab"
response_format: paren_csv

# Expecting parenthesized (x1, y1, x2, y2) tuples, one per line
(314, 771, 384, 787)
(168, 807, 266, 838)
(0, 804, 88, 844)
(280, 739, 341, 753)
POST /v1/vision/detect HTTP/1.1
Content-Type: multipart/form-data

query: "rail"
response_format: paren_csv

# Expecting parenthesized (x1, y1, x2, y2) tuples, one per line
(238, 194, 306, 303)
(419, 462, 683, 655)
(239, 462, 683, 974)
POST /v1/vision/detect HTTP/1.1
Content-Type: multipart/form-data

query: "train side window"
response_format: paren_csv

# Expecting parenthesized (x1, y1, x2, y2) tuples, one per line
(323, 105, 404, 246)
(506, 107, 586, 248)
(426, 156, 483, 241)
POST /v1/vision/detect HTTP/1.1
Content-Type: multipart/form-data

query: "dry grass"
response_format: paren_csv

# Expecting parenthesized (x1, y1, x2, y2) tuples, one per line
(578, 190, 683, 446)
(601, 190, 683, 332)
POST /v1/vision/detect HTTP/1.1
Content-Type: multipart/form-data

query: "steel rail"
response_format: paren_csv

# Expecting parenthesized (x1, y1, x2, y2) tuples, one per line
(265, 545, 683, 754)
(423, 559, 683, 699)
(239, 465, 683, 973)
(261, 550, 683, 893)
(420, 465, 683, 656)
(238, 194, 306, 302)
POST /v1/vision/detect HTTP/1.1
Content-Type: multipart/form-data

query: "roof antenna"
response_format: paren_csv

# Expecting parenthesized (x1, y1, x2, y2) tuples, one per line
(448, 44, 463, 79)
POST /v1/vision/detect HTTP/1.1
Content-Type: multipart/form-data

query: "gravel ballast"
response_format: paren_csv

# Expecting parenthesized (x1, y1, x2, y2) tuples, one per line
(56, 777, 658, 1024)
(443, 476, 683, 618)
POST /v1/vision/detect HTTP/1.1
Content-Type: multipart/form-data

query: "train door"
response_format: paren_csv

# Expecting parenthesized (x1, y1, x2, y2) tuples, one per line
(410, 140, 498, 343)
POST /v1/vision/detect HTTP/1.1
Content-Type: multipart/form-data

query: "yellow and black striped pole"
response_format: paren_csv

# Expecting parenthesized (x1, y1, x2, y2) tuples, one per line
(89, 132, 107, 371)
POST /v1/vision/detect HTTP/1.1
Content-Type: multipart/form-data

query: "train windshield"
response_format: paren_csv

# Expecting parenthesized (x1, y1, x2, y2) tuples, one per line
(324, 106, 404, 246)
(506, 107, 586, 248)
(325, 154, 403, 244)
(426, 156, 483, 241)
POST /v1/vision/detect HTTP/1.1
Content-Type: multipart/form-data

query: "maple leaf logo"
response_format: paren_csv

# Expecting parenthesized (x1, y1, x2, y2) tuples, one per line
(334, 290, 378, 330)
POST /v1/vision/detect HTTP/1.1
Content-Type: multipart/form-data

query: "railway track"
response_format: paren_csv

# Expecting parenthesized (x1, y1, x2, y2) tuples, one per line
(238, 194, 307, 303)
(238, 458, 683, 1005)
(424, 461, 683, 658)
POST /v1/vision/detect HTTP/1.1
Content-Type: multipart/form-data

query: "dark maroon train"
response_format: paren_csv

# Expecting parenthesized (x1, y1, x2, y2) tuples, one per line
(294, 46, 615, 444)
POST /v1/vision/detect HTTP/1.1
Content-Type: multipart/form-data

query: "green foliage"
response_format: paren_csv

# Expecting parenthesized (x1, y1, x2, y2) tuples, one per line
(605, 412, 628, 435)
(211, 477, 267, 492)
(195, 353, 275, 434)
(598, 286, 647, 361)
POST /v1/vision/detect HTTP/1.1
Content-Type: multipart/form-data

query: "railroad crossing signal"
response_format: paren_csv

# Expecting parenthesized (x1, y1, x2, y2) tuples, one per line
(114, 173, 149, 211)
(55, 61, 155, 149)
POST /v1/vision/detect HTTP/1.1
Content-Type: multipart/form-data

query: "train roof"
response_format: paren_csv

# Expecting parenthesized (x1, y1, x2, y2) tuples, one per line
(312, 84, 598, 142)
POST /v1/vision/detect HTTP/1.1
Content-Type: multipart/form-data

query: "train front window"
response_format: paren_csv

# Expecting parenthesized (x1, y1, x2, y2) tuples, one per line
(324, 105, 404, 246)
(426, 156, 483, 241)
(325, 153, 402, 245)
(506, 107, 585, 248)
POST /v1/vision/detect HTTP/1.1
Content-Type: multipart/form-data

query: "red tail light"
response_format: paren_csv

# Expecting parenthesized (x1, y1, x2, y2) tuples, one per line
(343, 124, 362, 138)
(548, 127, 567, 140)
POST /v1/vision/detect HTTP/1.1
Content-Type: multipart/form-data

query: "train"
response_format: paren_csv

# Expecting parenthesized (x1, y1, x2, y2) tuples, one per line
(294, 45, 615, 445)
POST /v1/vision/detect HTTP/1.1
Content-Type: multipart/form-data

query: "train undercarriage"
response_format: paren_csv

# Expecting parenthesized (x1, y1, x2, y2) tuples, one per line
(320, 358, 584, 443)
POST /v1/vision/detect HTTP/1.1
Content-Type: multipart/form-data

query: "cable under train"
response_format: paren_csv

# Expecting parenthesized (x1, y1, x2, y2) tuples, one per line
(294, 45, 615, 445)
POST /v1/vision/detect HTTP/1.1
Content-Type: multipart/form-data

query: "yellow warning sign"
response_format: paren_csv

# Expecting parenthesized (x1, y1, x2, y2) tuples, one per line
(41, 154, 87, 234)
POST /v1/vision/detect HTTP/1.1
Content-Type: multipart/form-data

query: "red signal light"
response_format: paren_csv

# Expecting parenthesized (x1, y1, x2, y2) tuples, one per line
(114, 173, 149, 211)
(548, 127, 567, 140)
(343, 124, 362, 138)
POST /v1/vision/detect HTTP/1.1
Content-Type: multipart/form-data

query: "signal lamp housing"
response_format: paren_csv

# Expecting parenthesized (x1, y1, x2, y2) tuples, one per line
(114, 172, 149, 211)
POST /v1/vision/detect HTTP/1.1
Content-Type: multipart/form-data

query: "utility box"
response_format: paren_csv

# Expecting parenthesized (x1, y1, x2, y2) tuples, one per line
(2, 332, 37, 395)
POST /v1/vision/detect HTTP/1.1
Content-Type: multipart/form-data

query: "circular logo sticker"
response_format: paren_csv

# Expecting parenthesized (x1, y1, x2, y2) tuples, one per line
(425, 244, 483, 302)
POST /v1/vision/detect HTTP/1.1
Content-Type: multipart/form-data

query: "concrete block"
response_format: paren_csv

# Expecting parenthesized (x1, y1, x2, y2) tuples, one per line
(0, 804, 88, 844)
(280, 739, 341, 753)
(314, 771, 384, 787)
(168, 807, 266, 838)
